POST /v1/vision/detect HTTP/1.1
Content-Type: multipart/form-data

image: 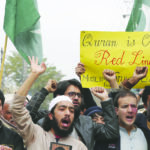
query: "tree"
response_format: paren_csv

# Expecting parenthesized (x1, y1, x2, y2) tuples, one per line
(3, 51, 64, 109)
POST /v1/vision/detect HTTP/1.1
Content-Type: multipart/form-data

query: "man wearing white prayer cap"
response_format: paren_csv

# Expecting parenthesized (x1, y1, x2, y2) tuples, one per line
(45, 95, 75, 137)
(11, 57, 87, 150)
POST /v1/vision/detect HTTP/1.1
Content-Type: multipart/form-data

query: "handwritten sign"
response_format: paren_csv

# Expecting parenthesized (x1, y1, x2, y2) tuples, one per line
(80, 31, 150, 88)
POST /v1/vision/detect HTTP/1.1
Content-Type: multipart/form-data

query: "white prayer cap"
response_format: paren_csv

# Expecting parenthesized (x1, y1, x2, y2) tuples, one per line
(49, 95, 73, 112)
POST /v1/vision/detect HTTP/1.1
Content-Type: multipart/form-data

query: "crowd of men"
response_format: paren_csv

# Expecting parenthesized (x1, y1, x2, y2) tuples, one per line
(0, 56, 150, 150)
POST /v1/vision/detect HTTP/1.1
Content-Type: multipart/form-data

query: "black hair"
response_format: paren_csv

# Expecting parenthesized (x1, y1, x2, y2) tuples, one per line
(53, 79, 83, 97)
(90, 112, 103, 119)
(42, 107, 55, 131)
(142, 86, 150, 106)
(0, 90, 5, 107)
(114, 90, 137, 108)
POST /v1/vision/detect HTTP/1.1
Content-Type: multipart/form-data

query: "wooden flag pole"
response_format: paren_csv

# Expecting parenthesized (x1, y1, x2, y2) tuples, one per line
(0, 35, 8, 88)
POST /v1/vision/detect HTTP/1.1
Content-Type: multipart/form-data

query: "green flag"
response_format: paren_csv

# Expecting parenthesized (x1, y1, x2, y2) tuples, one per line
(126, 0, 150, 31)
(3, 0, 43, 63)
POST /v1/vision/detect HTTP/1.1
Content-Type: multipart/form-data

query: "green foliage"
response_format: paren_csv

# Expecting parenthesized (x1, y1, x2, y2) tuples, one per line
(3, 51, 65, 109)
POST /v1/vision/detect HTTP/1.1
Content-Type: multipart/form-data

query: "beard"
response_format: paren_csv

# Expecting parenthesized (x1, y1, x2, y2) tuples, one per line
(51, 116, 74, 137)
(74, 106, 81, 120)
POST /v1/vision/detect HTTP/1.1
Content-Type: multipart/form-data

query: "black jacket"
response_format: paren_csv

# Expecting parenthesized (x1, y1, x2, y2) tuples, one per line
(0, 121, 25, 150)
(26, 88, 119, 150)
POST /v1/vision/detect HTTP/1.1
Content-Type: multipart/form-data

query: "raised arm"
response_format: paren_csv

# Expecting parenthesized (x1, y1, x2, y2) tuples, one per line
(120, 66, 148, 90)
(90, 86, 119, 141)
(103, 69, 119, 88)
(11, 57, 46, 145)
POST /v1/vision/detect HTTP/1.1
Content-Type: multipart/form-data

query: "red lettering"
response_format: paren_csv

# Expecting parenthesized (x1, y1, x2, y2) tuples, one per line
(94, 50, 125, 65)
(129, 50, 143, 65)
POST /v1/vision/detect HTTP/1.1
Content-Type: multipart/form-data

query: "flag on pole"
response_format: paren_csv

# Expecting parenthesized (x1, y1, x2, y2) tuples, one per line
(3, 0, 43, 63)
(126, 0, 150, 31)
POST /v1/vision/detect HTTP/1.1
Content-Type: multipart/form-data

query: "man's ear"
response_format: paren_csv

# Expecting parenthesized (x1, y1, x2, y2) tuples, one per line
(48, 113, 53, 120)
(115, 107, 118, 115)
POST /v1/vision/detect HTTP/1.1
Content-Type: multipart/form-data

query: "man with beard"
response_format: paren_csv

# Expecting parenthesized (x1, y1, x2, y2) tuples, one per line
(10, 57, 87, 150)
(26, 72, 119, 149)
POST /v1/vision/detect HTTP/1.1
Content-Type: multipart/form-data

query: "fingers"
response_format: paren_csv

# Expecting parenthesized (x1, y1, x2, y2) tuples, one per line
(103, 69, 115, 76)
(135, 66, 148, 79)
(45, 79, 57, 92)
(103, 69, 116, 82)
(91, 87, 105, 94)
(136, 66, 148, 74)
(90, 87, 108, 101)
(28, 56, 41, 65)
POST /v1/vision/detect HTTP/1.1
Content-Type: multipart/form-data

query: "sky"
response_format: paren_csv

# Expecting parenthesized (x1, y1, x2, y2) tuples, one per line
(0, 0, 133, 80)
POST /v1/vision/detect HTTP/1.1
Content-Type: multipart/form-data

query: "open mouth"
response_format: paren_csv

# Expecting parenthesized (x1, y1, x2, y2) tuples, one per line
(73, 101, 79, 106)
(126, 116, 134, 122)
(61, 118, 71, 128)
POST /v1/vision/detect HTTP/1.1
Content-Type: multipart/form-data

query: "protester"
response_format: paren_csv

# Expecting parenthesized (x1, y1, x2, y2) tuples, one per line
(0, 103, 17, 132)
(113, 90, 148, 150)
(94, 90, 148, 150)
(25, 62, 119, 150)
(2, 102, 16, 125)
(10, 57, 87, 150)
(84, 106, 105, 150)
(0, 90, 25, 150)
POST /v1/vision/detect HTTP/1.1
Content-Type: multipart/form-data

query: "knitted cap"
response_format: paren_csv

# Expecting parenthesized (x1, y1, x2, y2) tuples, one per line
(84, 106, 102, 116)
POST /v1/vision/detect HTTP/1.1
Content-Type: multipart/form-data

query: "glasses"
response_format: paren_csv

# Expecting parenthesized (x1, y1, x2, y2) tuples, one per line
(67, 92, 82, 98)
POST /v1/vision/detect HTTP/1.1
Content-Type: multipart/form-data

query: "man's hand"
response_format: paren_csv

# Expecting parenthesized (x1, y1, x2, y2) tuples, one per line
(128, 66, 148, 86)
(16, 56, 46, 96)
(44, 80, 57, 93)
(103, 69, 119, 88)
(75, 62, 85, 79)
(121, 66, 148, 90)
(133, 66, 148, 80)
(90, 87, 109, 101)
(28, 56, 46, 76)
